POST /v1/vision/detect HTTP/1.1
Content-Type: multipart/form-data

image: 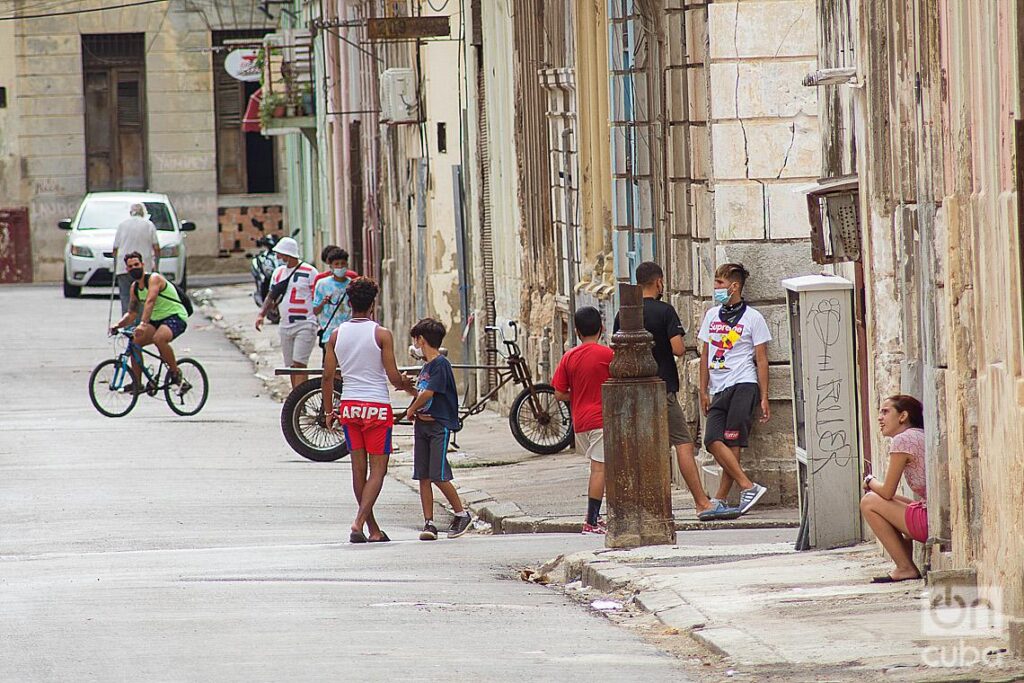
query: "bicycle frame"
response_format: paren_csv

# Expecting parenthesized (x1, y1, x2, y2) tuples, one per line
(110, 338, 166, 391)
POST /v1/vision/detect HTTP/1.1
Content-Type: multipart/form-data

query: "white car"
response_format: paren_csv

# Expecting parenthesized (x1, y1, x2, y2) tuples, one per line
(60, 192, 195, 298)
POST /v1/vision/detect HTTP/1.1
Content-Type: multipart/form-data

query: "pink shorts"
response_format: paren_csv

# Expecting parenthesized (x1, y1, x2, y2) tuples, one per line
(905, 501, 928, 543)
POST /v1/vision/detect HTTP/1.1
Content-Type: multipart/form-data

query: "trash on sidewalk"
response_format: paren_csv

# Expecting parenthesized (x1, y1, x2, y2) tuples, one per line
(519, 568, 549, 585)
(472, 518, 492, 533)
(591, 599, 623, 611)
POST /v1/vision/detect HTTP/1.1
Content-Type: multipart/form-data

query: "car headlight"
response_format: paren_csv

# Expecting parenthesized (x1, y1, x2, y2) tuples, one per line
(70, 244, 93, 258)
(159, 244, 180, 258)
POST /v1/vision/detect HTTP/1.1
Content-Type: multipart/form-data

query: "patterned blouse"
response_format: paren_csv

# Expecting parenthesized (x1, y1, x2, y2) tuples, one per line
(890, 427, 927, 500)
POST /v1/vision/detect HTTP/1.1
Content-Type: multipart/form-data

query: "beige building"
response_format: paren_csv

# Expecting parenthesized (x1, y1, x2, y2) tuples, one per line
(0, 1, 285, 283)
(808, 0, 1024, 654)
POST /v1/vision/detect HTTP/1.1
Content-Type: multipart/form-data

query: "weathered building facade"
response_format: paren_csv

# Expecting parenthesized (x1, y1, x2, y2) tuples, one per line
(0, 0, 292, 282)
(808, 0, 1024, 653)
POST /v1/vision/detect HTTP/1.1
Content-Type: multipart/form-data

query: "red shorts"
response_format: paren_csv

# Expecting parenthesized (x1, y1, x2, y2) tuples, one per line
(337, 400, 393, 455)
(905, 501, 928, 543)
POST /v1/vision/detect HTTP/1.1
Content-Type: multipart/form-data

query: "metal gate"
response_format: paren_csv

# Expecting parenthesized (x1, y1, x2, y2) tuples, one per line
(0, 208, 32, 283)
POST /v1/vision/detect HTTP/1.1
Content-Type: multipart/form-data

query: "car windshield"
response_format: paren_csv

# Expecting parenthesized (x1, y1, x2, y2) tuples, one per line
(77, 200, 176, 231)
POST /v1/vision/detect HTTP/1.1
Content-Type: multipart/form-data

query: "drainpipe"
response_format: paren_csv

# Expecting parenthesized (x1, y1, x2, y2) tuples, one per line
(327, 0, 351, 253)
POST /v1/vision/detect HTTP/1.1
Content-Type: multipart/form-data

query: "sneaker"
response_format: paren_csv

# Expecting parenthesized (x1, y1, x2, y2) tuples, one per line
(582, 522, 606, 535)
(698, 500, 742, 521)
(738, 483, 767, 515)
(448, 513, 472, 539)
(419, 522, 438, 541)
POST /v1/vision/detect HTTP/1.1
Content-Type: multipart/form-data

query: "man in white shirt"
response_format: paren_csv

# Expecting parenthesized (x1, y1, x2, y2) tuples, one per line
(698, 263, 772, 517)
(255, 237, 320, 388)
(112, 203, 160, 315)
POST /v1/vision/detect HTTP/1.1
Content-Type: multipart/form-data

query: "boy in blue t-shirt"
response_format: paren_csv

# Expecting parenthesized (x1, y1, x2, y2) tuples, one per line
(312, 247, 353, 352)
(404, 318, 472, 540)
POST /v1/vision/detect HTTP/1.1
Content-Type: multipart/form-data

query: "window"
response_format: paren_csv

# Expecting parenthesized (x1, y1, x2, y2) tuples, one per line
(82, 34, 146, 191)
(213, 31, 275, 194)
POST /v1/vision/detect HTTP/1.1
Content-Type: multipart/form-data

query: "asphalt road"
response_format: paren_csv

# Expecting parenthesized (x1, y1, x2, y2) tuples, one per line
(0, 285, 689, 682)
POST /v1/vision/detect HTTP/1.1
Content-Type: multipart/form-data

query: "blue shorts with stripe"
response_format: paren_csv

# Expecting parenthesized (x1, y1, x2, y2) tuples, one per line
(412, 419, 453, 482)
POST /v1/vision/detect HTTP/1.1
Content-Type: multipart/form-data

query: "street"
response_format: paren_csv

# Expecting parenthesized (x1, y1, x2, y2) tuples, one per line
(0, 285, 687, 681)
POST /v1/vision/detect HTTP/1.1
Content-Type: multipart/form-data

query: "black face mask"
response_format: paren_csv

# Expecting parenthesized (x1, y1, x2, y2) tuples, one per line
(128, 268, 144, 281)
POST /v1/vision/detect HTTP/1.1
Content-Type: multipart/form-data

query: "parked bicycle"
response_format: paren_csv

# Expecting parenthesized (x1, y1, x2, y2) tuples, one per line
(279, 320, 573, 461)
(88, 330, 209, 418)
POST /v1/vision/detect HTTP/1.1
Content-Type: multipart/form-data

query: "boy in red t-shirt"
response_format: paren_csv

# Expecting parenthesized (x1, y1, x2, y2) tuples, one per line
(552, 306, 614, 534)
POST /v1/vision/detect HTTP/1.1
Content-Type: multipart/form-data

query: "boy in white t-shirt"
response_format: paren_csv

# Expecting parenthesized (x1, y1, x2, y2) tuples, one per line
(697, 263, 772, 518)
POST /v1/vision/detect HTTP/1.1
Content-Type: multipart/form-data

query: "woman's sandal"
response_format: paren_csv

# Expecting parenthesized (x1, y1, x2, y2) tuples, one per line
(870, 573, 921, 583)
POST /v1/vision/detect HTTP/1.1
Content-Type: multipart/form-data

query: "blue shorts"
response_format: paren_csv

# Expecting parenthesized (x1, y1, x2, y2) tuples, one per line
(413, 419, 454, 482)
(152, 316, 187, 340)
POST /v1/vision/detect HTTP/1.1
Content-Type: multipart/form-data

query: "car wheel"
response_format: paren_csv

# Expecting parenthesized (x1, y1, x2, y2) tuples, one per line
(63, 267, 81, 298)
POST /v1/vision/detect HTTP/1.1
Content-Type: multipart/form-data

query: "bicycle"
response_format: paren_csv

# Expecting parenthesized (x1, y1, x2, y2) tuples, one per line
(88, 329, 209, 418)
(279, 320, 574, 461)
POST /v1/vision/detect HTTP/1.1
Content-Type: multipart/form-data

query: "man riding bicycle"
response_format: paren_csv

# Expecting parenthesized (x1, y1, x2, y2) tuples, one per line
(110, 251, 187, 392)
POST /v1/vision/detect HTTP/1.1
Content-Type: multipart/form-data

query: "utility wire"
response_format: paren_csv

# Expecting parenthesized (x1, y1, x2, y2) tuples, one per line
(0, 0, 167, 21)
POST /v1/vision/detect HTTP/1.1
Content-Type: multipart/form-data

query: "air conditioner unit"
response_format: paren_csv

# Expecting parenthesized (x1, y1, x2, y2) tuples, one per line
(380, 68, 418, 124)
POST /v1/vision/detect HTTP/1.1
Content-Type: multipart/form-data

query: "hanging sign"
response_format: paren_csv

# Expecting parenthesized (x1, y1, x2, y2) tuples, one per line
(367, 16, 451, 41)
(224, 49, 261, 82)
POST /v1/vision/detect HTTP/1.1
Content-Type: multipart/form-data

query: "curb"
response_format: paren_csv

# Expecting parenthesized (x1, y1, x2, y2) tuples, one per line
(557, 552, 781, 664)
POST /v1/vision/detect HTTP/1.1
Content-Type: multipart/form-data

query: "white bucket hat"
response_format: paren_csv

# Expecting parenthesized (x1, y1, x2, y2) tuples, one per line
(272, 236, 301, 259)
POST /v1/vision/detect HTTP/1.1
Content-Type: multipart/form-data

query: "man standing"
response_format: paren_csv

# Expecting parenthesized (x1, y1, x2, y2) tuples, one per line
(255, 236, 319, 389)
(614, 261, 721, 520)
(112, 203, 160, 315)
(323, 278, 414, 543)
(698, 263, 771, 516)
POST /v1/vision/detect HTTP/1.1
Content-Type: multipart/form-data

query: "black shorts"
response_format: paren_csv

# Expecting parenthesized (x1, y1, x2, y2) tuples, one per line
(152, 316, 187, 340)
(413, 419, 454, 482)
(704, 382, 760, 449)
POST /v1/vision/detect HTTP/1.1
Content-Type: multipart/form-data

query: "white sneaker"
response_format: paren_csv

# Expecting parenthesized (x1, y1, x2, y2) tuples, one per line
(738, 484, 767, 515)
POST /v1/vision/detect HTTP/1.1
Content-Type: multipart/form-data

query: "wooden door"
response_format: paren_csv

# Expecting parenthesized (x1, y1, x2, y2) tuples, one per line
(0, 208, 32, 283)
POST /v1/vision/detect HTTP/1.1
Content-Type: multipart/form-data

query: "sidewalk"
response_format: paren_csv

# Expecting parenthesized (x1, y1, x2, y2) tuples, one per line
(542, 542, 1023, 681)
(198, 284, 800, 535)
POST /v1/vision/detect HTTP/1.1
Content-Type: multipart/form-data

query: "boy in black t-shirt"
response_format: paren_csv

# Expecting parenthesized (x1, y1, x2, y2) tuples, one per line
(405, 318, 473, 540)
(614, 261, 728, 521)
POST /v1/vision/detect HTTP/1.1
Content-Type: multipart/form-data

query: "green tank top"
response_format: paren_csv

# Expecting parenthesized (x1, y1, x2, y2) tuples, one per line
(136, 277, 188, 322)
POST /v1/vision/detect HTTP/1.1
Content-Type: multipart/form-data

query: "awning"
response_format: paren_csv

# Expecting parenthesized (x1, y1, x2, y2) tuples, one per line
(242, 87, 262, 133)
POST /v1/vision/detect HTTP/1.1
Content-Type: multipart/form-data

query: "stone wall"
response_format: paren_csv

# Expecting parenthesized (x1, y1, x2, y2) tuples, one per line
(691, 0, 822, 506)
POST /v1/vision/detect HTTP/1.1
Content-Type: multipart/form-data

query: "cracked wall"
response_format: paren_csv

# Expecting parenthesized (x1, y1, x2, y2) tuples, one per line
(690, 0, 822, 506)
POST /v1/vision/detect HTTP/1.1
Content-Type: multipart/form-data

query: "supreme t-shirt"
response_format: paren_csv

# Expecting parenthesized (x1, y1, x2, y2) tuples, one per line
(697, 305, 772, 395)
(551, 342, 614, 433)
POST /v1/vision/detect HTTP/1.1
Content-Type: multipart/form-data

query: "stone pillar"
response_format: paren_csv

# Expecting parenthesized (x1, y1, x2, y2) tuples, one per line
(602, 284, 675, 548)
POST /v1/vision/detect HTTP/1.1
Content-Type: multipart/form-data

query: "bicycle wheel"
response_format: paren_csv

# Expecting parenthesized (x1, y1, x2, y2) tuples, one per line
(164, 358, 209, 416)
(88, 359, 138, 417)
(281, 377, 349, 462)
(508, 383, 573, 455)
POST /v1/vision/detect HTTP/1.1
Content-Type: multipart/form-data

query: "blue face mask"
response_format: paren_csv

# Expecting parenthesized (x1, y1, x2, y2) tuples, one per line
(333, 268, 347, 278)
(713, 288, 731, 305)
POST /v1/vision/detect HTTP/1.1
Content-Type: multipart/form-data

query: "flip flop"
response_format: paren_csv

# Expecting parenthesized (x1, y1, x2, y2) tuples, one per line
(870, 574, 921, 583)
(349, 530, 368, 544)
(368, 531, 391, 543)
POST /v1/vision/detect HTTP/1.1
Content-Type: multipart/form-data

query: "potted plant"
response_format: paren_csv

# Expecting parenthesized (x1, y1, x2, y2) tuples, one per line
(260, 92, 288, 129)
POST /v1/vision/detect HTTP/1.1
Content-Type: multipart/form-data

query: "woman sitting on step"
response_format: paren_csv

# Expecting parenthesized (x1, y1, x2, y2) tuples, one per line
(859, 394, 928, 583)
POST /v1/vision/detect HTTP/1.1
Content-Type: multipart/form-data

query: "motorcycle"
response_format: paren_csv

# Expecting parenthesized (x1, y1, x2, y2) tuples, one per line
(251, 234, 281, 324)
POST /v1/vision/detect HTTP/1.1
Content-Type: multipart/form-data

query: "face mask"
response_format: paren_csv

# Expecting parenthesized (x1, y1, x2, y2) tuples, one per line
(276, 257, 286, 267)
(333, 268, 347, 278)
(713, 288, 731, 305)
(128, 268, 144, 281)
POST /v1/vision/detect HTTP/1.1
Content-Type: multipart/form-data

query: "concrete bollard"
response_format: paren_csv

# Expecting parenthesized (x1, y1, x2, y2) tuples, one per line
(602, 283, 675, 548)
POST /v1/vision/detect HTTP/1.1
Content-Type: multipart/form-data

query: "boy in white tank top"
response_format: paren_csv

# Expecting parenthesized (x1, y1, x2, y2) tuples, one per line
(323, 278, 414, 543)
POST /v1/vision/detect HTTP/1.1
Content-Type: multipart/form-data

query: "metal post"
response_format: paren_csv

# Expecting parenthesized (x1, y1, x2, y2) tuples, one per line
(602, 283, 675, 548)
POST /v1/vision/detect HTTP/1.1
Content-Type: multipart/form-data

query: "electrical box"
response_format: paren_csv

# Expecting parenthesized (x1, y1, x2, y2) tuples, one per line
(783, 274, 862, 550)
(380, 68, 419, 124)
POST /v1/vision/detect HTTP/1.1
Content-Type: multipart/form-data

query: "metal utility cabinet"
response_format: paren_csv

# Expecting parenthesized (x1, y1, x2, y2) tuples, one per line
(783, 275, 863, 550)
